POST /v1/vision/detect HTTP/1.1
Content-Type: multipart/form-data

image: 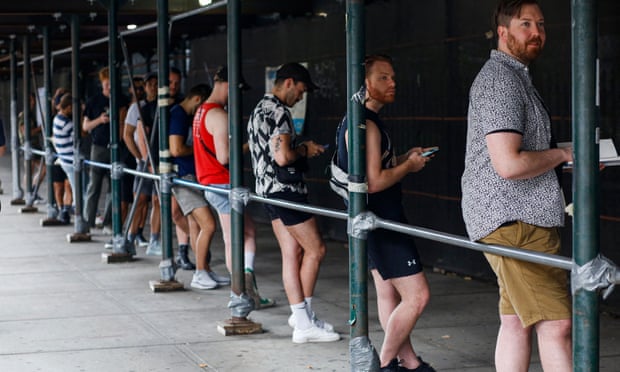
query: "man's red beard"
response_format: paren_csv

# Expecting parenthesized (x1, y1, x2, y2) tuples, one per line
(507, 33, 544, 64)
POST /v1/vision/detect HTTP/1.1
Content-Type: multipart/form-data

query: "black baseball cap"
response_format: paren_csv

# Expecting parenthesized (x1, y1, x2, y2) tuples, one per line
(214, 66, 251, 91)
(275, 62, 318, 92)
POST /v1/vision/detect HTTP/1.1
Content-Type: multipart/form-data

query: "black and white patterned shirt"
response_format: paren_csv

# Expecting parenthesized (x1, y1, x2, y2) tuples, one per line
(461, 50, 565, 241)
(247, 94, 308, 197)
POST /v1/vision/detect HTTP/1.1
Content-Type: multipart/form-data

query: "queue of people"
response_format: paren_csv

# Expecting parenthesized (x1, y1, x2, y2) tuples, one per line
(8, 1, 576, 371)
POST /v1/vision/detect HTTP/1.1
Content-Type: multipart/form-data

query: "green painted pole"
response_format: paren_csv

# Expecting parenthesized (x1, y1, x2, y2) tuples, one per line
(157, 0, 174, 268)
(571, 0, 599, 371)
(10, 36, 24, 202)
(346, 1, 379, 370)
(227, 0, 245, 297)
(22, 35, 34, 207)
(71, 14, 89, 234)
(107, 0, 123, 251)
(43, 26, 56, 219)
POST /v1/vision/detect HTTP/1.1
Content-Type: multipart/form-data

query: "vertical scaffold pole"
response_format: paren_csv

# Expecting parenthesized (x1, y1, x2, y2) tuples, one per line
(43, 26, 56, 220)
(70, 14, 90, 237)
(10, 36, 24, 204)
(227, 0, 246, 300)
(22, 34, 35, 209)
(346, 0, 379, 370)
(107, 0, 124, 253)
(571, 0, 599, 370)
(157, 0, 176, 280)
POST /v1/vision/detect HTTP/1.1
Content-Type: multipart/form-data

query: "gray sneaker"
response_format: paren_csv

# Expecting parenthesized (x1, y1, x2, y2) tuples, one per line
(208, 270, 231, 285)
(191, 270, 218, 290)
(145, 240, 162, 256)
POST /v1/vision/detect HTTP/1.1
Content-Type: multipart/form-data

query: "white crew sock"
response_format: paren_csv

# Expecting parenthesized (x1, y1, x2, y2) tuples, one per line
(291, 302, 312, 330)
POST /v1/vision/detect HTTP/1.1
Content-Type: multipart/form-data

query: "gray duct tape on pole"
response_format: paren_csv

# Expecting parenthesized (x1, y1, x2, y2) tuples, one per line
(571, 254, 618, 299)
(230, 187, 250, 214)
(349, 336, 380, 372)
(111, 161, 124, 180)
(228, 292, 254, 317)
(348, 211, 378, 240)
(45, 146, 55, 169)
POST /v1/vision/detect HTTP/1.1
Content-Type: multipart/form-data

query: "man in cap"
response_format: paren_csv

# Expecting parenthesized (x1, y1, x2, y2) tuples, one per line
(247, 62, 339, 343)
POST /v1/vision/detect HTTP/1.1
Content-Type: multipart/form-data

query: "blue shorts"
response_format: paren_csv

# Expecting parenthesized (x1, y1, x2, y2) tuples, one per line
(264, 191, 312, 226)
(204, 184, 231, 214)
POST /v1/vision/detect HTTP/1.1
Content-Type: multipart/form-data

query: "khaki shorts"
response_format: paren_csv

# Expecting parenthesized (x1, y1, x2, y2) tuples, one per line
(171, 175, 209, 216)
(480, 221, 571, 327)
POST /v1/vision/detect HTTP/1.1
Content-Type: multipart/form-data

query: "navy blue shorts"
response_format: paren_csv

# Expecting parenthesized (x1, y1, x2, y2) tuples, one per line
(264, 191, 312, 226)
(367, 222, 423, 280)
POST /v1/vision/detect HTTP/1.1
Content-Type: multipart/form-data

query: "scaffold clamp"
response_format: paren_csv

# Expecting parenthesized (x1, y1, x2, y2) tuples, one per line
(231, 187, 250, 214)
(45, 147, 55, 165)
(572, 254, 618, 299)
(160, 172, 175, 194)
(348, 211, 377, 239)
(73, 153, 84, 172)
(23, 142, 32, 161)
(111, 162, 124, 180)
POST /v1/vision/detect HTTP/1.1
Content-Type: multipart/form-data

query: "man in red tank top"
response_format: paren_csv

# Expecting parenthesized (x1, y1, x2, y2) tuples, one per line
(193, 66, 273, 309)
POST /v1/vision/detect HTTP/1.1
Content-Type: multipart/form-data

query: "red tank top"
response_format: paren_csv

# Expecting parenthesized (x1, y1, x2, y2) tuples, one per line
(193, 102, 230, 185)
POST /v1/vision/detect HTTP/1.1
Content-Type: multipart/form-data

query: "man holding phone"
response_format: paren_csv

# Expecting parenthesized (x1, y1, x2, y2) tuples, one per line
(334, 54, 436, 371)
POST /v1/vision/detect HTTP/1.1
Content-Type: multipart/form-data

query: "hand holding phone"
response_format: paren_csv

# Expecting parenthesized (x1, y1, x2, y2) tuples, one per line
(422, 147, 439, 157)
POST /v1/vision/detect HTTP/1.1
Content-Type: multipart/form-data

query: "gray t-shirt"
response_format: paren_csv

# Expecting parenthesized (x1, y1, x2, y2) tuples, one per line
(461, 50, 565, 241)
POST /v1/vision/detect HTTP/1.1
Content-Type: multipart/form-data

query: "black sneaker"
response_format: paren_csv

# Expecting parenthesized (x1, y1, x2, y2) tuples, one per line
(380, 358, 399, 372)
(399, 357, 436, 372)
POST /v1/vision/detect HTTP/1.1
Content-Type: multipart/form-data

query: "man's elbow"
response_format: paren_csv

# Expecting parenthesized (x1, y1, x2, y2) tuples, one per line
(169, 147, 181, 157)
(493, 166, 522, 180)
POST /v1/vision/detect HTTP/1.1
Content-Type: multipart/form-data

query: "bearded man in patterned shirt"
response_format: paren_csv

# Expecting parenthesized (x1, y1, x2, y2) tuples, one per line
(461, 1, 573, 371)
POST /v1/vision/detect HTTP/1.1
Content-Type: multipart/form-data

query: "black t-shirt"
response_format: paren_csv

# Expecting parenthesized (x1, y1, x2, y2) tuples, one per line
(83, 93, 129, 147)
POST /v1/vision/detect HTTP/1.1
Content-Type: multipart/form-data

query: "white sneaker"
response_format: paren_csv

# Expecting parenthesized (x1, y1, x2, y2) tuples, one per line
(292, 324, 340, 344)
(288, 312, 334, 332)
(191, 270, 218, 290)
(145, 240, 162, 256)
(208, 271, 231, 285)
(104, 239, 114, 250)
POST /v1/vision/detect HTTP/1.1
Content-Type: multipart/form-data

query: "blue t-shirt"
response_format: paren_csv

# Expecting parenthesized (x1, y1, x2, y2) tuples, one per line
(169, 104, 195, 177)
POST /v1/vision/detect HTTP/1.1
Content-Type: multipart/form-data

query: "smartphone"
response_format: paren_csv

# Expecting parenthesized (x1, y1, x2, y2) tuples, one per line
(422, 147, 439, 157)
(323, 144, 330, 149)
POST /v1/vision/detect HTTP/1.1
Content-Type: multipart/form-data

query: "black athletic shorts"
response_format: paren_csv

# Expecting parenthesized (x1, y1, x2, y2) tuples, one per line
(52, 164, 67, 183)
(264, 190, 312, 226)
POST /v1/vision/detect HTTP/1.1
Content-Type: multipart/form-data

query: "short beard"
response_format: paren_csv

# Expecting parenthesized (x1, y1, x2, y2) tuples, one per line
(506, 32, 543, 64)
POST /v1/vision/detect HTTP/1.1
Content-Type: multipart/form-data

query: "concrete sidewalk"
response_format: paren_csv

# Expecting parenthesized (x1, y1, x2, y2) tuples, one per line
(0, 157, 619, 372)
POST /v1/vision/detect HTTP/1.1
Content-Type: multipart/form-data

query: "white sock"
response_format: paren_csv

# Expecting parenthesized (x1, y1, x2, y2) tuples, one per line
(305, 297, 313, 317)
(244, 251, 255, 271)
(291, 302, 312, 330)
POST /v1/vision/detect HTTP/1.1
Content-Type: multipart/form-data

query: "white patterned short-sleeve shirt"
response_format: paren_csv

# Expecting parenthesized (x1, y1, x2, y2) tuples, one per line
(461, 50, 565, 241)
(247, 94, 308, 197)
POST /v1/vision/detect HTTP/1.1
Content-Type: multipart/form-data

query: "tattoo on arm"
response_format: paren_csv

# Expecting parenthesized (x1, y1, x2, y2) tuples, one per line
(274, 137, 282, 153)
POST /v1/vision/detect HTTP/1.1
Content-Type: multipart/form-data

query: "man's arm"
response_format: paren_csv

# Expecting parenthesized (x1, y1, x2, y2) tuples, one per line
(83, 111, 108, 132)
(271, 134, 325, 167)
(169, 135, 193, 158)
(362, 120, 425, 193)
(486, 131, 572, 180)
(123, 124, 141, 159)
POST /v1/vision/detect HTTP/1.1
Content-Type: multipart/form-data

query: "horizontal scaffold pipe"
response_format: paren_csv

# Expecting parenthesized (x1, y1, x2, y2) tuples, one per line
(18, 0, 228, 65)
(48, 154, 620, 284)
